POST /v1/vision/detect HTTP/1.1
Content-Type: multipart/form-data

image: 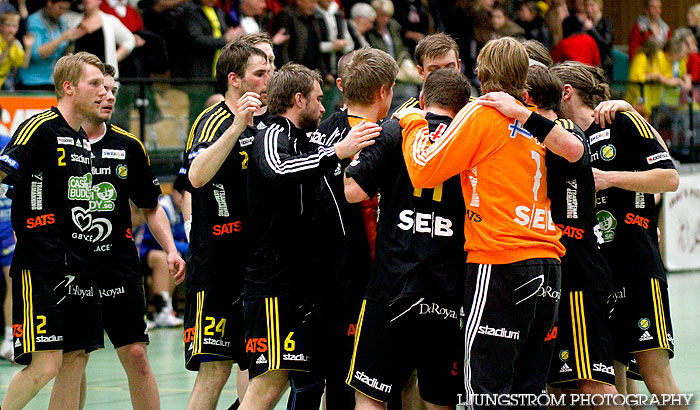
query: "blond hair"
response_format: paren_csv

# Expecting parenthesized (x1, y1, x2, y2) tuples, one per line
(550, 61, 610, 109)
(341, 47, 398, 105)
(477, 37, 528, 97)
(54, 52, 105, 100)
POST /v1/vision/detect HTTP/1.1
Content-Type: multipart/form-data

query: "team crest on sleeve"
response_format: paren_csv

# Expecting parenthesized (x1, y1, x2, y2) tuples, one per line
(600, 144, 616, 161)
(116, 164, 128, 179)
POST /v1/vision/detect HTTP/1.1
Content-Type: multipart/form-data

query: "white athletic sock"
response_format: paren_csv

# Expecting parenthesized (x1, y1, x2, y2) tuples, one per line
(158, 291, 172, 310)
(4, 326, 11, 340)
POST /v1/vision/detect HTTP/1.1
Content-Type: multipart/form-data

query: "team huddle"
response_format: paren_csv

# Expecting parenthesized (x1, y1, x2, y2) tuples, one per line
(0, 31, 686, 410)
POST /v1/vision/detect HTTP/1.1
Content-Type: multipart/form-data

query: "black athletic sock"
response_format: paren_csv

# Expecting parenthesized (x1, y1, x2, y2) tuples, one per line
(152, 293, 167, 311)
(226, 399, 239, 410)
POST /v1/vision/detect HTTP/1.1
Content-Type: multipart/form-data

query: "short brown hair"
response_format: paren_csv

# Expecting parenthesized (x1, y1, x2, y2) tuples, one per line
(422, 67, 471, 113)
(267, 63, 322, 115)
(237, 32, 273, 49)
(550, 61, 610, 109)
(103, 64, 116, 78)
(341, 47, 398, 105)
(54, 52, 105, 99)
(523, 39, 553, 68)
(215, 42, 267, 95)
(477, 37, 528, 97)
(414, 32, 459, 67)
(525, 65, 562, 112)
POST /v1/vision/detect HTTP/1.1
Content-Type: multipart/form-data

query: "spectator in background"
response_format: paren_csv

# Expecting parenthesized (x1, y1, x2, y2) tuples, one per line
(627, 37, 691, 115)
(17, 0, 80, 90)
(584, 0, 613, 80)
(64, 0, 136, 79)
(687, 4, 700, 46)
(491, 3, 525, 39)
(393, 0, 430, 57)
(347, 2, 374, 49)
(516, 0, 551, 49)
(550, 14, 599, 66)
(317, 0, 353, 78)
(138, 192, 188, 328)
(176, 0, 238, 129)
(675, 27, 700, 83)
(367, 0, 405, 61)
(0, 11, 32, 90)
(629, 0, 670, 61)
(237, 0, 267, 33)
(544, 0, 568, 47)
(272, 0, 329, 77)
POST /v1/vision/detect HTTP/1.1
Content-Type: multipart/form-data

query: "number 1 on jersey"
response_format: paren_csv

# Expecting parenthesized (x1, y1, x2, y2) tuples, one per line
(530, 150, 542, 201)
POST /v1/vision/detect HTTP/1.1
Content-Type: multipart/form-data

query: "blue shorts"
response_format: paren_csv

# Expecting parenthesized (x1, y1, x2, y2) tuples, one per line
(0, 231, 15, 268)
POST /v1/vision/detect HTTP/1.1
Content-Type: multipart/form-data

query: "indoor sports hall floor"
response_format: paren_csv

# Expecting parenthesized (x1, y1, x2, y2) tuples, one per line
(0, 271, 698, 409)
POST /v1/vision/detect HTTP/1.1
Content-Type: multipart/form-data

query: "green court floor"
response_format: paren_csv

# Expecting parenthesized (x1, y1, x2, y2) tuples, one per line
(1, 272, 699, 409)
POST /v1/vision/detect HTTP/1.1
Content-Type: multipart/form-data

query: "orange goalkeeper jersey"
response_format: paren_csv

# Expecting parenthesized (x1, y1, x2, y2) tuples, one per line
(400, 100, 565, 265)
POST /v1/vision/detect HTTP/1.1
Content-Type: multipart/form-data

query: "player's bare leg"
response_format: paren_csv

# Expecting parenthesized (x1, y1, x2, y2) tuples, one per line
(187, 360, 233, 410)
(1, 351, 63, 410)
(635, 349, 687, 410)
(49, 350, 89, 409)
(117, 342, 160, 410)
(239, 370, 289, 410)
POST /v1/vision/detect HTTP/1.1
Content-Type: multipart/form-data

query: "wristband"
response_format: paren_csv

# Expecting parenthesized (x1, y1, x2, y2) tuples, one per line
(523, 112, 556, 143)
(184, 219, 191, 243)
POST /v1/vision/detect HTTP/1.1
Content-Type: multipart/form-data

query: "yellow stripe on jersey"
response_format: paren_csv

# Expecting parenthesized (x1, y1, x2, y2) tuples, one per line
(651, 279, 670, 349)
(413, 188, 422, 197)
(394, 98, 418, 114)
(205, 111, 232, 143)
(17, 111, 58, 146)
(15, 111, 54, 146)
(621, 111, 652, 139)
(186, 104, 220, 152)
(265, 297, 275, 370)
(111, 125, 151, 166)
(346, 299, 366, 385)
(432, 183, 443, 201)
(194, 291, 204, 355)
(273, 298, 281, 369)
(570, 291, 591, 379)
(197, 108, 225, 145)
(22, 270, 35, 353)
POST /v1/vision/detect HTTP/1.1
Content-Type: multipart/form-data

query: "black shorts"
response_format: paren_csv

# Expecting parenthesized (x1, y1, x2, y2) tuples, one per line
(243, 296, 315, 379)
(611, 277, 674, 363)
(11, 263, 103, 365)
(625, 358, 643, 381)
(98, 275, 149, 349)
(463, 259, 560, 406)
(184, 288, 246, 371)
(549, 290, 615, 387)
(346, 298, 463, 405)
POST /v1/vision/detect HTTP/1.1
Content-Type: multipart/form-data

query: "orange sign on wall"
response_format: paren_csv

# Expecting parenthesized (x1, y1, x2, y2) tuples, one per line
(0, 94, 57, 137)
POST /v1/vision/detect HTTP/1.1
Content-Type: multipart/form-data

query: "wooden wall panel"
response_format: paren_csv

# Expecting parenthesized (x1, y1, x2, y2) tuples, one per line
(606, 0, 697, 47)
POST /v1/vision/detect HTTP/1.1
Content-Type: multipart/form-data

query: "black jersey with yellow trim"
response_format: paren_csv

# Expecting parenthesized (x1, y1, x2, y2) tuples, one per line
(546, 119, 612, 292)
(345, 113, 466, 302)
(0, 107, 93, 269)
(309, 110, 372, 300)
(184, 101, 256, 292)
(89, 123, 162, 274)
(585, 111, 675, 284)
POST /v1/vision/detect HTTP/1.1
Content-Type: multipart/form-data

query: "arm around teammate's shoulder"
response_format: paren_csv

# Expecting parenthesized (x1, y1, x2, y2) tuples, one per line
(592, 167, 679, 193)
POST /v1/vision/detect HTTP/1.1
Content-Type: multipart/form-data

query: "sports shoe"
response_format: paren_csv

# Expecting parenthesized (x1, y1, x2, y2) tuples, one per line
(154, 307, 184, 328)
(0, 338, 14, 362)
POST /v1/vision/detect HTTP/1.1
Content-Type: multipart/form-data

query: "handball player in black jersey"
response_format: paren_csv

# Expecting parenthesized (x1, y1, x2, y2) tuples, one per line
(344, 67, 470, 408)
(553, 61, 683, 410)
(180, 43, 269, 410)
(0, 52, 106, 410)
(76, 64, 186, 410)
